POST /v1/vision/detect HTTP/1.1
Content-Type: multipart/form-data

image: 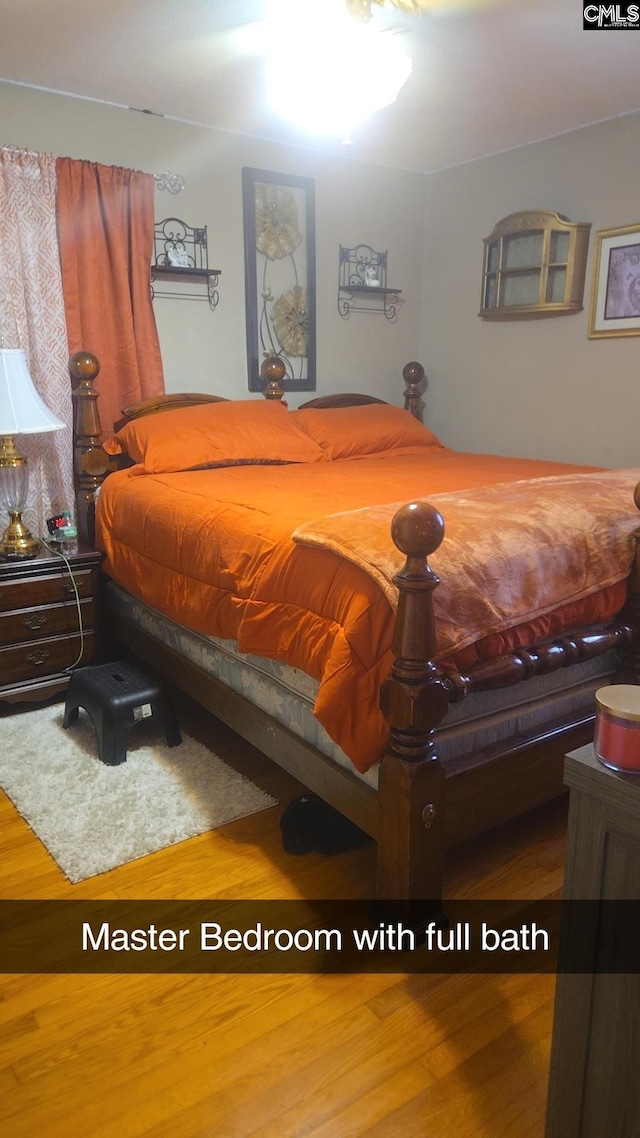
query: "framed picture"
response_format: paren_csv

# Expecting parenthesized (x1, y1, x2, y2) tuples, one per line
(589, 223, 640, 338)
(242, 168, 316, 392)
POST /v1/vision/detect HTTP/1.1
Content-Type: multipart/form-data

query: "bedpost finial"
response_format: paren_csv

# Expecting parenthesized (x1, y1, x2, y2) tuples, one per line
(402, 361, 424, 385)
(69, 351, 100, 384)
(402, 361, 425, 422)
(260, 355, 286, 400)
(392, 501, 445, 559)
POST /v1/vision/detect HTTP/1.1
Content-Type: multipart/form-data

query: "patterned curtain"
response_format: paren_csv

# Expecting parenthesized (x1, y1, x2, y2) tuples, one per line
(0, 148, 74, 538)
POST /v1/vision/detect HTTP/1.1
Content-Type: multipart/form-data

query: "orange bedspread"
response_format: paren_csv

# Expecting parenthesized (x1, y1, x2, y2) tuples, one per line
(96, 448, 633, 772)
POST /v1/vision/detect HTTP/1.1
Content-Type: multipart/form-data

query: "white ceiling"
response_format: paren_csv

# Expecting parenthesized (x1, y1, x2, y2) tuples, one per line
(1, 0, 640, 173)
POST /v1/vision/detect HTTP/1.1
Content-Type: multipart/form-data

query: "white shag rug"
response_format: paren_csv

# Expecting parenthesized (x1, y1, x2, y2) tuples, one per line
(0, 704, 277, 883)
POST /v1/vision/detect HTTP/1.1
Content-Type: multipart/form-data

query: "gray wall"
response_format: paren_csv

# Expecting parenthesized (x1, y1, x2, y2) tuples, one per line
(421, 112, 640, 467)
(4, 80, 640, 466)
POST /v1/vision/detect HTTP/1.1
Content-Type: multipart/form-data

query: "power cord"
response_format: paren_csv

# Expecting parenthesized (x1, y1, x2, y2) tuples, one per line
(40, 537, 85, 672)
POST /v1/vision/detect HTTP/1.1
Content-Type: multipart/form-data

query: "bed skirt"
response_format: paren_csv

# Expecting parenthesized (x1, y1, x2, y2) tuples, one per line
(104, 581, 618, 787)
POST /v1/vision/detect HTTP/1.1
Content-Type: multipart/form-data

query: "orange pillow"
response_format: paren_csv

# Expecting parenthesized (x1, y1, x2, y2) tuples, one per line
(103, 400, 325, 473)
(291, 403, 443, 461)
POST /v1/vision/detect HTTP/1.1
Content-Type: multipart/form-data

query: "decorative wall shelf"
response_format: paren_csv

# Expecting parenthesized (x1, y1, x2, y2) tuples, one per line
(479, 210, 591, 321)
(338, 244, 401, 320)
(151, 218, 220, 309)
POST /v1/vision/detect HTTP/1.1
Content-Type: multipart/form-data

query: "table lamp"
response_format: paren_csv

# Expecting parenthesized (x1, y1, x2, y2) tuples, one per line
(0, 346, 66, 560)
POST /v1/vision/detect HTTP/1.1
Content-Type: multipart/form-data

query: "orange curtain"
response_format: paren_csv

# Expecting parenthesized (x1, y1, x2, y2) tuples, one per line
(56, 158, 164, 436)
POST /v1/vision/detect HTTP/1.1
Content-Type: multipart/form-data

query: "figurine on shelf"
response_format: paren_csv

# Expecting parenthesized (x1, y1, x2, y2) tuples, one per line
(167, 246, 191, 268)
(364, 264, 380, 287)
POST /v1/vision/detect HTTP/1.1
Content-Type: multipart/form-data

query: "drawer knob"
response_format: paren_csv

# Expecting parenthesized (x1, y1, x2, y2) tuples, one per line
(23, 614, 47, 630)
(61, 580, 78, 595)
(26, 649, 51, 667)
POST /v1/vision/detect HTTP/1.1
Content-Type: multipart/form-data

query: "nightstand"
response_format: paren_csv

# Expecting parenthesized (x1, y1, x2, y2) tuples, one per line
(0, 543, 102, 705)
(545, 744, 640, 1138)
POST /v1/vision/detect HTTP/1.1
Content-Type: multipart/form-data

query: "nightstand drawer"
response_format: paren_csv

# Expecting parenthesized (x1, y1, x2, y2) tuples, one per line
(0, 598, 94, 647)
(0, 569, 95, 613)
(0, 631, 96, 688)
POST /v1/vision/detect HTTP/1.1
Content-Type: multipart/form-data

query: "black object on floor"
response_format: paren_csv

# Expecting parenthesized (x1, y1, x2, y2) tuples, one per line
(63, 660, 182, 765)
(280, 793, 371, 855)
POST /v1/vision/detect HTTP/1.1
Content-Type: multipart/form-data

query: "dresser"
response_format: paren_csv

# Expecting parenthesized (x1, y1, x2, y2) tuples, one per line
(545, 743, 640, 1138)
(0, 543, 102, 705)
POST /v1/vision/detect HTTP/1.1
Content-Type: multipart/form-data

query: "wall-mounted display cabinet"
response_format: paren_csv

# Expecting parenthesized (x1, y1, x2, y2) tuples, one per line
(480, 211, 591, 320)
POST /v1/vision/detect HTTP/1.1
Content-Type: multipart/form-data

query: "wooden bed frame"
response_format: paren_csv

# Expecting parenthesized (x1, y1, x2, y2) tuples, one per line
(69, 350, 640, 907)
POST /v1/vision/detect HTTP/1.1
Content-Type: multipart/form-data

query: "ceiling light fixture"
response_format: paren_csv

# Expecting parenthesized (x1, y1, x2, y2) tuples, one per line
(347, 0, 423, 16)
(266, 0, 414, 144)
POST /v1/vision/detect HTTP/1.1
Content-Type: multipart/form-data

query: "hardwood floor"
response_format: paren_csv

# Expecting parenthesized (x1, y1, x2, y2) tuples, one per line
(0, 691, 568, 1137)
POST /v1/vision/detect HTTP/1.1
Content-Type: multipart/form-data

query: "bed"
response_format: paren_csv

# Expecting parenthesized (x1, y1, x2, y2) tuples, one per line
(69, 351, 640, 907)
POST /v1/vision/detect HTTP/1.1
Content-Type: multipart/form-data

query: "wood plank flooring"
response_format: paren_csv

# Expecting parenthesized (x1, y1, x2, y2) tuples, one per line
(0, 692, 568, 1137)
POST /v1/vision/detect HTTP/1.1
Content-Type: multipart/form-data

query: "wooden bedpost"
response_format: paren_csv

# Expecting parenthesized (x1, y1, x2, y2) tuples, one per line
(377, 501, 450, 908)
(260, 355, 286, 401)
(69, 351, 109, 546)
(402, 361, 425, 422)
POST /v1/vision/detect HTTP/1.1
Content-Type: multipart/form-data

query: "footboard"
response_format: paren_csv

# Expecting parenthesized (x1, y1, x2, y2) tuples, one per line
(376, 498, 640, 903)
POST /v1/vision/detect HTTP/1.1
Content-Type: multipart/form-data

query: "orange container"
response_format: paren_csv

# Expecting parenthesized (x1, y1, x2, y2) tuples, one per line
(594, 685, 640, 772)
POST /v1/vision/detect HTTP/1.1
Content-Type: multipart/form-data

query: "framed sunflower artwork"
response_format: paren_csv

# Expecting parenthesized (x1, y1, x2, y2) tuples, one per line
(242, 167, 316, 392)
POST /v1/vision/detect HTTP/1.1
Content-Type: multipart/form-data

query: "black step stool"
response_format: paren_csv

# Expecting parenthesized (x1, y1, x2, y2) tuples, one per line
(63, 661, 182, 765)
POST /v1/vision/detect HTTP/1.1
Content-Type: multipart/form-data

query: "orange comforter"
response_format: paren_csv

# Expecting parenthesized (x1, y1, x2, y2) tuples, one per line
(96, 448, 631, 772)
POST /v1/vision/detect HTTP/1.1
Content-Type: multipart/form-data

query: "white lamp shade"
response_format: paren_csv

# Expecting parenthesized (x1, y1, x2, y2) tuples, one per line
(0, 348, 65, 435)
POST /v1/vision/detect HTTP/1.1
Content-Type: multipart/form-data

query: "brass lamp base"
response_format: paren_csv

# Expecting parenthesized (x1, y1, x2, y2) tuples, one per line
(0, 510, 40, 560)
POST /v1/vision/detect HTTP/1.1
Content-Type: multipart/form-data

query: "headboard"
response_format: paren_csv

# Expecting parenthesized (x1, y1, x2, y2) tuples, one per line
(69, 353, 427, 545)
(115, 392, 228, 431)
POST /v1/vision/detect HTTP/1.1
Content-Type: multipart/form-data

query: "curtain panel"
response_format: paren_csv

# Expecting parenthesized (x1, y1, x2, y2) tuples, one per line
(0, 147, 74, 538)
(56, 159, 164, 436)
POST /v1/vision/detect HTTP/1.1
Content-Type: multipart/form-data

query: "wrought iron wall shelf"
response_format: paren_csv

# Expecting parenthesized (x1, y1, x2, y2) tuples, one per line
(151, 218, 221, 310)
(338, 244, 401, 320)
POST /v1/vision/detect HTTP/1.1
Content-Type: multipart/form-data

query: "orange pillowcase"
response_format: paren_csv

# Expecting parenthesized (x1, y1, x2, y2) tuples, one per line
(291, 403, 443, 461)
(103, 400, 325, 473)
